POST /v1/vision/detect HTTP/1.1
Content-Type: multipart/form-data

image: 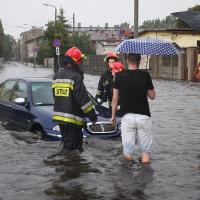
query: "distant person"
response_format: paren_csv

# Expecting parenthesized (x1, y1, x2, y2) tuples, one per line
(111, 53, 156, 164)
(96, 52, 119, 108)
(110, 61, 125, 76)
(193, 62, 200, 81)
(52, 47, 97, 151)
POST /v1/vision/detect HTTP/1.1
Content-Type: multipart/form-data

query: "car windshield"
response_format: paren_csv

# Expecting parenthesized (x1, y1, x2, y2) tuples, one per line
(31, 82, 54, 106)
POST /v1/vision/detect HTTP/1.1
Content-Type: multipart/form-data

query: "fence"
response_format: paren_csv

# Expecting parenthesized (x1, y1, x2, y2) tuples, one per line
(81, 54, 152, 76)
(46, 54, 180, 79)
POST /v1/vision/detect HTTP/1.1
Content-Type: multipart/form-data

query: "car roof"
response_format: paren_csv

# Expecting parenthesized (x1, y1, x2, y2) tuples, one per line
(5, 77, 53, 83)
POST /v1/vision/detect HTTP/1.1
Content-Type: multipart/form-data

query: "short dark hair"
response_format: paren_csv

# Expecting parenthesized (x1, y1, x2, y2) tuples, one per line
(126, 53, 141, 65)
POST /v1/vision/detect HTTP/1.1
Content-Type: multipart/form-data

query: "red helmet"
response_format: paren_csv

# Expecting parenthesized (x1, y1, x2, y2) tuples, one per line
(110, 61, 125, 75)
(105, 52, 119, 62)
(65, 47, 85, 64)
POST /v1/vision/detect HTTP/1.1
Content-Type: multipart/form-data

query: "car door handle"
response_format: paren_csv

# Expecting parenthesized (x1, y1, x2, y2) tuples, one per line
(6, 105, 13, 108)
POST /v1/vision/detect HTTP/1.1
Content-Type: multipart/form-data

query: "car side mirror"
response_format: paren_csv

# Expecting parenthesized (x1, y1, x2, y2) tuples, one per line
(15, 97, 26, 106)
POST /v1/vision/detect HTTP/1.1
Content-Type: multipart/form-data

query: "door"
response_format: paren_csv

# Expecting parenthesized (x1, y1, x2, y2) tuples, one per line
(0, 80, 17, 121)
(11, 80, 34, 129)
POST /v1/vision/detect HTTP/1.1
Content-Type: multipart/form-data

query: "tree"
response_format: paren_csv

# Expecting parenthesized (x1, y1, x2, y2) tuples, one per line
(140, 4, 200, 30)
(37, 7, 96, 64)
(140, 15, 177, 29)
(57, 7, 71, 29)
(37, 8, 72, 64)
(176, 4, 200, 28)
(120, 22, 130, 29)
(2, 34, 15, 60)
(36, 39, 53, 64)
(12, 39, 21, 61)
(188, 4, 200, 11)
(0, 20, 4, 57)
(71, 33, 96, 55)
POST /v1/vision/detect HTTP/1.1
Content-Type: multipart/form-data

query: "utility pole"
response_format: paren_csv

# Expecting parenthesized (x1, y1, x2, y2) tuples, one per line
(134, 0, 139, 38)
(25, 31, 28, 65)
(55, 7, 57, 21)
(73, 13, 75, 35)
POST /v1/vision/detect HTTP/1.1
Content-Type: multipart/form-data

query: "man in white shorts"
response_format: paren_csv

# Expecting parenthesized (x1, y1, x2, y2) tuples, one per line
(111, 53, 156, 164)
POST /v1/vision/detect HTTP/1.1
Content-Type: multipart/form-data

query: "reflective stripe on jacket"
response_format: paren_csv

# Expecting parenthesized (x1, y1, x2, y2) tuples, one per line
(96, 69, 113, 102)
(52, 66, 97, 127)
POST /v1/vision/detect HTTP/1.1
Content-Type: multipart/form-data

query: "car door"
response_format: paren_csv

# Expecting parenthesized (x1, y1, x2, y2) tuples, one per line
(0, 80, 17, 121)
(11, 80, 34, 129)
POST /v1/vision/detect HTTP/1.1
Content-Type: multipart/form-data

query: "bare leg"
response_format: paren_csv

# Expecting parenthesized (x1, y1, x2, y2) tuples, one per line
(141, 153, 151, 163)
(123, 154, 133, 161)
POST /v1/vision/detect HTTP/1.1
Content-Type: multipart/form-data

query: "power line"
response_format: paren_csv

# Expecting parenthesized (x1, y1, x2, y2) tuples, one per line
(3, 23, 27, 29)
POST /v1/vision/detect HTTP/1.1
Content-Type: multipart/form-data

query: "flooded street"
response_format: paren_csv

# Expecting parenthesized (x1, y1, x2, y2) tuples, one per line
(0, 62, 199, 200)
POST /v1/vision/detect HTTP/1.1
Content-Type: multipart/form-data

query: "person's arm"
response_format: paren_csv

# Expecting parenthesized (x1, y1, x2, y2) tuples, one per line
(146, 72, 156, 100)
(148, 89, 156, 100)
(110, 88, 119, 123)
(96, 75, 107, 102)
(52, 73, 58, 98)
(74, 77, 97, 123)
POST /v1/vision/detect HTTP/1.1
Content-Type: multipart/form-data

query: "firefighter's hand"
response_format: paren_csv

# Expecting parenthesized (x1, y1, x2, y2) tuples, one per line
(92, 118, 97, 124)
(96, 98, 103, 105)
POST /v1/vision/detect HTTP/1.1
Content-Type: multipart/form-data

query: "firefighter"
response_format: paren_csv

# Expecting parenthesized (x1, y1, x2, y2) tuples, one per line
(52, 47, 97, 151)
(110, 61, 125, 76)
(96, 52, 119, 108)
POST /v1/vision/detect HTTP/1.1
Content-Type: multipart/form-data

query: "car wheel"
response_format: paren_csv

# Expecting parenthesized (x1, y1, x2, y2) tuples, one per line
(32, 124, 44, 139)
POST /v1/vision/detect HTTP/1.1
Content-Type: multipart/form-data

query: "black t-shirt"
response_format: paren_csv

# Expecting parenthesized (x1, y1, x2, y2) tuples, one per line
(113, 69, 154, 117)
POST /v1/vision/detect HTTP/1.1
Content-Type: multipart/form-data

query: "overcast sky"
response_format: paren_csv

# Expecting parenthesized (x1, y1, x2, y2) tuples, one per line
(1, 0, 199, 39)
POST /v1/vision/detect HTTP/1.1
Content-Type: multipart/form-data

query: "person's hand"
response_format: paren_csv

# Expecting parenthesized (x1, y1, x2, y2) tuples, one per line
(110, 117, 116, 124)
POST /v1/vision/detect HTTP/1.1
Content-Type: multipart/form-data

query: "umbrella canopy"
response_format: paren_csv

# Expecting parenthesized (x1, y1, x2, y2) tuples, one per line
(116, 37, 181, 55)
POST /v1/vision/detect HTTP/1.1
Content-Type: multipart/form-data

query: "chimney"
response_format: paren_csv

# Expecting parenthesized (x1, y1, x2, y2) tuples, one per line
(78, 23, 81, 31)
(105, 23, 108, 29)
(114, 25, 120, 30)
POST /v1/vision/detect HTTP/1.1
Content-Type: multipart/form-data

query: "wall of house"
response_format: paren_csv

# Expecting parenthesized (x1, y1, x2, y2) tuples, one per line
(95, 42, 119, 55)
(140, 32, 200, 48)
(27, 41, 37, 58)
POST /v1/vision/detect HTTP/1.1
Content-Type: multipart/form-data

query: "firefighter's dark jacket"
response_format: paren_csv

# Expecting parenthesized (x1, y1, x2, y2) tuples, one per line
(52, 66, 97, 127)
(96, 69, 113, 102)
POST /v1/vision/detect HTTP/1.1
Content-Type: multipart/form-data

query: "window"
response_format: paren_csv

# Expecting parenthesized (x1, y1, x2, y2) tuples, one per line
(0, 80, 16, 101)
(31, 82, 54, 105)
(11, 81, 28, 102)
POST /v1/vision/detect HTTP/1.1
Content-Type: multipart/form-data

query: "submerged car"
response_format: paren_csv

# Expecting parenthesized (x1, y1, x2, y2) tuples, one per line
(0, 78, 121, 140)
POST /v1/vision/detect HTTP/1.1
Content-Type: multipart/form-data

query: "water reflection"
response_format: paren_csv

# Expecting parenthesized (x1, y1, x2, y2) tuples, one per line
(43, 137, 154, 200)
(44, 150, 102, 199)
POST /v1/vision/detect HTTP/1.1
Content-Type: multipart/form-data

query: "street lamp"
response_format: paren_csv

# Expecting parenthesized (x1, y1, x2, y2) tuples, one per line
(42, 3, 57, 21)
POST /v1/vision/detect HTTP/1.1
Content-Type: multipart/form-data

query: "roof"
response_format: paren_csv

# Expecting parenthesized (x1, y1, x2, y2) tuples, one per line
(172, 11, 200, 31)
(139, 28, 199, 35)
(6, 77, 52, 82)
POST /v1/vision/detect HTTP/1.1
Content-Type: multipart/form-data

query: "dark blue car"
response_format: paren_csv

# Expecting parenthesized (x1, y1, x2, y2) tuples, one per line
(0, 78, 121, 140)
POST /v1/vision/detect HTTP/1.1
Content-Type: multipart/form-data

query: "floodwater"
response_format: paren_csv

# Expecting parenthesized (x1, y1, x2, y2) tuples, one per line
(0, 62, 199, 200)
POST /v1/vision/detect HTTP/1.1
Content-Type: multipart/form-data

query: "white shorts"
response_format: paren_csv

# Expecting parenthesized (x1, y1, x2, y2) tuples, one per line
(121, 113, 152, 155)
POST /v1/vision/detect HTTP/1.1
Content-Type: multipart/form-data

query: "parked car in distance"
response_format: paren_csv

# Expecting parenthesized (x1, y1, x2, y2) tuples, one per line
(0, 78, 121, 140)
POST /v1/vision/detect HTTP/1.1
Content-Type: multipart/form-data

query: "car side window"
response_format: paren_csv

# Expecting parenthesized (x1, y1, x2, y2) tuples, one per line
(11, 81, 28, 102)
(0, 80, 16, 101)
